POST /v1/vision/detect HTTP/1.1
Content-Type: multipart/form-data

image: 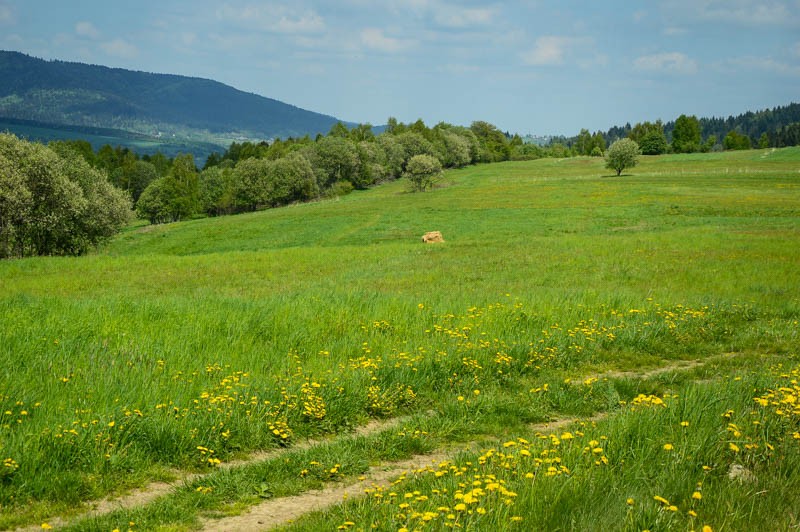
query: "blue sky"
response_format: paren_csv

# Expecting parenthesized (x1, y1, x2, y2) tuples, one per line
(2, 0, 799, 135)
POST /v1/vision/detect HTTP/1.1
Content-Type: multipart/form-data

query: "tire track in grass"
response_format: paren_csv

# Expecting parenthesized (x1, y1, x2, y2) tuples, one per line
(200, 361, 717, 530)
(22, 361, 718, 531)
(201, 414, 613, 531)
(17, 417, 413, 532)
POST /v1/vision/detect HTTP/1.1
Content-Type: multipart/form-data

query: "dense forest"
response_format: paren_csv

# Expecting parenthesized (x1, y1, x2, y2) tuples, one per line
(594, 103, 800, 153)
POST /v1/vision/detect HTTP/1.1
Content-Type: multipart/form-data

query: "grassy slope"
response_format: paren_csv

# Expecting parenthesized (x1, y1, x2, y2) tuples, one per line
(0, 148, 799, 529)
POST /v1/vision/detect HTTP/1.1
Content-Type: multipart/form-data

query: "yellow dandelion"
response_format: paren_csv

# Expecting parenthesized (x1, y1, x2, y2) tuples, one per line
(41, 525, 52, 530)
(702, 527, 713, 532)
(681, 421, 690, 427)
(653, 495, 669, 505)
(454, 503, 467, 511)
(666, 505, 678, 512)
(663, 443, 674, 451)
(692, 491, 702, 500)
(729, 442, 740, 453)
(626, 498, 634, 506)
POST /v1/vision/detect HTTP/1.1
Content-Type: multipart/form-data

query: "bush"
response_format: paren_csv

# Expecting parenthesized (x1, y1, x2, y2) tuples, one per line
(0, 133, 132, 257)
(405, 154, 442, 192)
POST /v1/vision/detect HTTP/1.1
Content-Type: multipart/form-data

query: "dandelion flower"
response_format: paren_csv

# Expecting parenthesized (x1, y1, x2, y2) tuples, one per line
(692, 491, 702, 500)
(681, 421, 690, 427)
(663, 443, 674, 451)
(729, 442, 740, 453)
(702, 527, 713, 532)
(626, 498, 634, 506)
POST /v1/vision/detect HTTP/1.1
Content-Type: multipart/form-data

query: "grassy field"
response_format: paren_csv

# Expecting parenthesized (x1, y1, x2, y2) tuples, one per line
(0, 148, 798, 531)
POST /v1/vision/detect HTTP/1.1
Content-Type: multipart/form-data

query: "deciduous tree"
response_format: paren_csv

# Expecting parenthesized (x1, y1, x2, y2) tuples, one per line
(605, 138, 640, 176)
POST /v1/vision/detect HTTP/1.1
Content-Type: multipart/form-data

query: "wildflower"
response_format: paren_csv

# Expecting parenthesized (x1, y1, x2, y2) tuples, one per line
(663, 443, 674, 451)
(510, 516, 523, 522)
(666, 505, 678, 512)
(729, 443, 740, 453)
(41, 525, 52, 530)
(702, 527, 713, 532)
(626, 498, 634, 506)
(681, 421, 690, 427)
(692, 491, 702, 500)
(654, 495, 669, 505)
(454, 503, 467, 511)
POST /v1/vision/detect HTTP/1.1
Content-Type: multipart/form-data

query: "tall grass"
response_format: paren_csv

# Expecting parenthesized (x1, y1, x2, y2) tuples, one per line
(0, 147, 798, 528)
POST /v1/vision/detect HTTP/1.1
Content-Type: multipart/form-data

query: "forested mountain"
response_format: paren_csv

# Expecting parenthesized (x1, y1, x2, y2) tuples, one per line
(603, 103, 800, 146)
(0, 51, 347, 141)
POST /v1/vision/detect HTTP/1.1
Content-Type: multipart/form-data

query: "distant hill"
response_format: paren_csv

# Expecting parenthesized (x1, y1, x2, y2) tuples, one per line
(0, 51, 349, 144)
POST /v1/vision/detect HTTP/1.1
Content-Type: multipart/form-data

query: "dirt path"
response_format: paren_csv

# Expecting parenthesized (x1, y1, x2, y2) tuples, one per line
(16, 417, 413, 532)
(201, 450, 456, 532)
(201, 413, 611, 531)
(18, 360, 720, 531)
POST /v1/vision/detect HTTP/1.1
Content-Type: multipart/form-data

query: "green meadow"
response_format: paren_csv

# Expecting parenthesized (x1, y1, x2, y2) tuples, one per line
(1, 148, 799, 531)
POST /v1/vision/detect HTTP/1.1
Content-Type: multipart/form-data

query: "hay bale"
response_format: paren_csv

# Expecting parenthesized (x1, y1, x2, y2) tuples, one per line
(422, 231, 444, 243)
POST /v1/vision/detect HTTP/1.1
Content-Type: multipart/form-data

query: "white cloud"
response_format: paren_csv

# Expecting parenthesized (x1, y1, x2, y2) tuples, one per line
(434, 6, 495, 28)
(75, 21, 101, 39)
(360, 28, 415, 53)
(101, 38, 139, 59)
(0, 2, 13, 25)
(520, 36, 581, 66)
(633, 52, 698, 75)
(216, 3, 325, 34)
(723, 55, 800, 76)
(664, 0, 796, 26)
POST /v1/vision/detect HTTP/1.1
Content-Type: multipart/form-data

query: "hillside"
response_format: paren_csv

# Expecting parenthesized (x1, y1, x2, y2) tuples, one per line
(1, 149, 799, 529)
(0, 51, 347, 142)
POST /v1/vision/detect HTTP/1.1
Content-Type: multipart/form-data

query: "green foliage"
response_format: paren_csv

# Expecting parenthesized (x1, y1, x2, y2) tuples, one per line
(605, 138, 640, 176)
(307, 136, 361, 189)
(199, 166, 236, 216)
(723, 130, 752, 151)
(135, 178, 171, 224)
(671, 115, 702, 153)
(0, 133, 132, 257)
(758, 132, 770, 149)
(404, 154, 442, 191)
(470, 121, 511, 162)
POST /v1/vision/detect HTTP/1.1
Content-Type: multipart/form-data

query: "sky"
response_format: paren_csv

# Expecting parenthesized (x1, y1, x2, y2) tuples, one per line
(1, 0, 799, 136)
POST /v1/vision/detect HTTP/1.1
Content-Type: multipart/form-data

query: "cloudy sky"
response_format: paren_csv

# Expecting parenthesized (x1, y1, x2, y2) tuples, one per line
(2, 0, 799, 135)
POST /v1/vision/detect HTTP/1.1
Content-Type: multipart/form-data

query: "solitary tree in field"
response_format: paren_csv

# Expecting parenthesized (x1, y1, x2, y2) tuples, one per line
(405, 154, 442, 191)
(605, 138, 640, 176)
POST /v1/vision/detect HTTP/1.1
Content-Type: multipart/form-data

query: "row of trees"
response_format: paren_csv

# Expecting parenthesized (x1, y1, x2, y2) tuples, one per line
(0, 134, 132, 258)
(135, 119, 562, 224)
(599, 104, 800, 154)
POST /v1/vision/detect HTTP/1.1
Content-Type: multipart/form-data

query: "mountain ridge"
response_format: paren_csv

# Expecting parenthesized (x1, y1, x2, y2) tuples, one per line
(0, 50, 349, 142)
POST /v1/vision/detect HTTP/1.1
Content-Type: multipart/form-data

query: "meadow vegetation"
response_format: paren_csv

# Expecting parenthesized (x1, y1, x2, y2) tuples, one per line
(0, 148, 798, 530)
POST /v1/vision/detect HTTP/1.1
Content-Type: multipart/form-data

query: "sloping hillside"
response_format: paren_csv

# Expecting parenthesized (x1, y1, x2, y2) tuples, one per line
(0, 51, 346, 140)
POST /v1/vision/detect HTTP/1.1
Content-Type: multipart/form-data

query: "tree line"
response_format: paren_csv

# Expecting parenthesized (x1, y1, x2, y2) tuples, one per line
(596, 103, 800, 154)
